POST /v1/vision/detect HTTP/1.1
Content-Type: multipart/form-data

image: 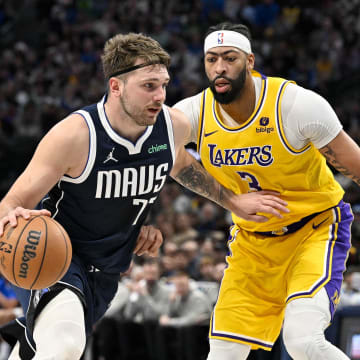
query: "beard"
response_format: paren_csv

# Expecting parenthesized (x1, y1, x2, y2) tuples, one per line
(120, 91, 159, 127)
(209, 66, 247, 104)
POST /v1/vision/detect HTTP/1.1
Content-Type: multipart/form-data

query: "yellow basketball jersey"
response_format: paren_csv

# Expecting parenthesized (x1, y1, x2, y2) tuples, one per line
(197, 71, 344, 232)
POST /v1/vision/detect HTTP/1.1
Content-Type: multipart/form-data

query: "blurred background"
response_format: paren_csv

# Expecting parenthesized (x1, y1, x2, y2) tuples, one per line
(0, 0, 359, 359)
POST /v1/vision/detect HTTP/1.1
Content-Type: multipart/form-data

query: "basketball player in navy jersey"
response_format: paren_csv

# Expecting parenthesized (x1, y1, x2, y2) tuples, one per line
(0, 33, 288, 359)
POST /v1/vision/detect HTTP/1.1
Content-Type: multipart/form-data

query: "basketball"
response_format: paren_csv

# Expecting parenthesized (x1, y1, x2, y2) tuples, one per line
(0, 215, 72, 290)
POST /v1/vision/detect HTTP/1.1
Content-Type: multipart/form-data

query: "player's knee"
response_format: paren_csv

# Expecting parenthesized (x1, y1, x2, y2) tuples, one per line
(61, 338, 85, 359)
(282, 312, 300, 343)
(282, 317, 302, 356)
(283, 322, 325, 358)
(54, 321, 86, 359)
(34, 319, 86, 360)
(283, 307, 329, 357)
(32, 289, 86, 359)
(283, 289, 333, 358)
(283, 328, 334, 360)
(207, 339, 251, 360)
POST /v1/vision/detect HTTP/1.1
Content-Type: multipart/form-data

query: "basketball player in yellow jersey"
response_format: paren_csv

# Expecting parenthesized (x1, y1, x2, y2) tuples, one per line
(174, 22, 360, 360)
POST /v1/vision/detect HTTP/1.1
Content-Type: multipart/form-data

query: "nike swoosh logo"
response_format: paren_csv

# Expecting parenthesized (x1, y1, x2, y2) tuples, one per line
(204, 130, 219, 137)
(312, 217, 329, 230)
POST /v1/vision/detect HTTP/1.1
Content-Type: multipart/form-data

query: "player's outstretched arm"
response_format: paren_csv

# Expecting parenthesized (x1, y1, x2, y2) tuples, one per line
(320, 130, 360, 187)
(0, 114, 89, 235)
(168, 108, 289, 222)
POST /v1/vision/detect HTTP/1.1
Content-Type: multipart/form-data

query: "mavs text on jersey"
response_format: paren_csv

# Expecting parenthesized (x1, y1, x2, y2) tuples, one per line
(43, 95, 175, 273)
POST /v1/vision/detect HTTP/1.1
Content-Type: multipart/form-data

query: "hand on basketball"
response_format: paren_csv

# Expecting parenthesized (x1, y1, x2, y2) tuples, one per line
(228, 191, 290, 223)
(133, 225, 163, 257)
(0, 207, 51, 236)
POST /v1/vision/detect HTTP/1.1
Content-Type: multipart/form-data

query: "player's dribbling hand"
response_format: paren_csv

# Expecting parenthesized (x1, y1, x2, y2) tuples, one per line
(0, 207, 51, 236)
(228, 191, 290, 223)
(133, 225, 163, 257)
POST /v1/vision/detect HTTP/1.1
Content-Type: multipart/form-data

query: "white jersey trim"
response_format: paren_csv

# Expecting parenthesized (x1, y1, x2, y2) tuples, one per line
(212, 77, 268, 133)
(275, 81, 311, 155)
(162, 104, 176, 166)
(14, 318, 37, 354)
(57, 281, 84, 295)
(173, 76, 343, 150)
(211, 316, 273, 347)
(61, 110, 97, 184)
(25, 328, 36, 353)
(97, 95, 153, 155)
(285, 208, 337, 303)
(52, 181, 64, 219)
(15, 318, 26, 329)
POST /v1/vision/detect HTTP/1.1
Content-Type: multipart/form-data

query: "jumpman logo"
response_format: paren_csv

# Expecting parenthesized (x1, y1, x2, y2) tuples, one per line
(103, 147, 118, 163)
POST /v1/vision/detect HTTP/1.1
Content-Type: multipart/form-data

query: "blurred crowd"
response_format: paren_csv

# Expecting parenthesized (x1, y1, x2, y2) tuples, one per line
(0, 0, 360, 359)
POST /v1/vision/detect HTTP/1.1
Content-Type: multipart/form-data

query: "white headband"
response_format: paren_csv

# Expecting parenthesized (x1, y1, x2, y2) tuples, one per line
(204, 30, 252, 54)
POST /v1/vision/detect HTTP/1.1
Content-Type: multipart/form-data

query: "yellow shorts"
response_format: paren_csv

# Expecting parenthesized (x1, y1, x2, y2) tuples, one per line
(209, 201, 353, 350)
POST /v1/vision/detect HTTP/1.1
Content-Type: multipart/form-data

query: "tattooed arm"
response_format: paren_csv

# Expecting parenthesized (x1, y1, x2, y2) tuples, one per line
(320, 130, 360, 187)
(168, 108, 289, 222)
(172, 149, 232, 208)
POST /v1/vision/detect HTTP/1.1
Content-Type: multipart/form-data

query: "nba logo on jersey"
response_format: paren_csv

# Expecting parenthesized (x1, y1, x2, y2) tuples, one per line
(217, 32, 224, 44)
(260, 117, 269, 126)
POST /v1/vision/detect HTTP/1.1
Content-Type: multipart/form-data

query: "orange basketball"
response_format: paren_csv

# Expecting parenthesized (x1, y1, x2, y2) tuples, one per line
(0, 215, 72, 290)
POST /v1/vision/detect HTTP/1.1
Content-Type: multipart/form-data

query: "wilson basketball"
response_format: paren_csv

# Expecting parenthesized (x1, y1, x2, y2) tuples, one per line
(0, 215, 72, 290)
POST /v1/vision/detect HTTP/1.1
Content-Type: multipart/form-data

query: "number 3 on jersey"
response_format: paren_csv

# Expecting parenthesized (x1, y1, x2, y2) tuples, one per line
(237, 171, 262, 192)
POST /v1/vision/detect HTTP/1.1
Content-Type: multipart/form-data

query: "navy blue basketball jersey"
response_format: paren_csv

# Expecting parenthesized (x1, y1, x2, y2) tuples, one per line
(43, 95, 175, 273)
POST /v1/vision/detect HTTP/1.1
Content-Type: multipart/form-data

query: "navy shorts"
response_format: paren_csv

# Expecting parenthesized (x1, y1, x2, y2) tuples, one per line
(58, 254, 120, 334)
(1, 254, 120, 359)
